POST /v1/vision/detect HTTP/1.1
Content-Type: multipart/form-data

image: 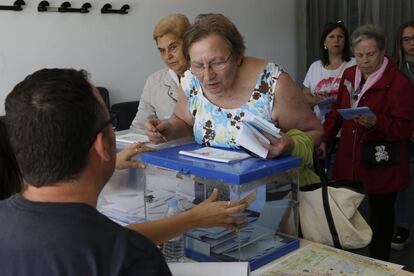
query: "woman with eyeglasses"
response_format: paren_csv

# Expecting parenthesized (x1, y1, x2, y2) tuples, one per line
(130, 14, 190, 132)
(323, 24, 414, 261)
(145, 13, 322, 170)
(390, 21, 414, 251)
(303, 21, 355, 120)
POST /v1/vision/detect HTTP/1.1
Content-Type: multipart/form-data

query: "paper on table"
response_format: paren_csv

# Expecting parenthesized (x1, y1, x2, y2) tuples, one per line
(116, 133, 150, 144)
(168, 262, 249, 276)
(179, 147, 250, 163)
(337, 106, 375, 120)
(256, 243, 403, 276)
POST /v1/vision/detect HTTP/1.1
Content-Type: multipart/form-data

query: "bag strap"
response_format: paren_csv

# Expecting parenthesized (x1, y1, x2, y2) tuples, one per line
(313, 154, 342, 249)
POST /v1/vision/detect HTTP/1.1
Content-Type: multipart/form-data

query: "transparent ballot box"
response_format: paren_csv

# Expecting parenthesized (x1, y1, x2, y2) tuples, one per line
(141, 142, 300, 271)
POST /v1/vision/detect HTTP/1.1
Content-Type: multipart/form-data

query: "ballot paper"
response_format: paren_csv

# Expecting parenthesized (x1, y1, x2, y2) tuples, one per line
(179, 147, 250, 163)
(235, 111, 281, 159)
(116, 132, 150, 144)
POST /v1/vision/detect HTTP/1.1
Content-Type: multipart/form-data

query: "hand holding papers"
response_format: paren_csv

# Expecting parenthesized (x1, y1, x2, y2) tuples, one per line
(235, 111, 281, 159)
(186, 199, 292, 261)
(337, 106, 375, 120)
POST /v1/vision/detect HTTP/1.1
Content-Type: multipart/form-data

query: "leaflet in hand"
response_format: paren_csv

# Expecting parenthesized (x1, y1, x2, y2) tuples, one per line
(316, 97, 335, 118)
(116, 133, 150, 144)
(337, 106, 375, 120)
(316, 96, 335, 108)
(179, 147, 250, 163)
(235, 111, 281, 159)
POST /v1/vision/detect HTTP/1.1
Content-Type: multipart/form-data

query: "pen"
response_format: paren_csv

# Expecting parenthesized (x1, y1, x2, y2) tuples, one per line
(155, 126, 167, 142)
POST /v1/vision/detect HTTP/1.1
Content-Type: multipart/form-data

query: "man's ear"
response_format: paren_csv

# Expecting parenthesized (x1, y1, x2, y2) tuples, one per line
(91, 132, 112, 162)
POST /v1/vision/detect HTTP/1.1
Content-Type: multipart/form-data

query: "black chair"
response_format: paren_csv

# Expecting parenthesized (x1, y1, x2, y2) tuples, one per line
(97, 87, 110, 112)
(110, 101, 139, 131)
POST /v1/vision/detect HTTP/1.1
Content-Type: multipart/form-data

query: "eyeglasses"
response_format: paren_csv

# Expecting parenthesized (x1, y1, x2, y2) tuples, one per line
(87, 112, 118, 148)
(401, 35, 414, 44)
(190, 53, 232, 75)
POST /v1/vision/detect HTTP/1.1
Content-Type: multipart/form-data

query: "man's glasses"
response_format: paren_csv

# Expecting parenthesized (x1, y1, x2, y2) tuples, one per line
(190, 53, 232, 75)
(401, 35, 414, 44)
(87, 112, 118, 148)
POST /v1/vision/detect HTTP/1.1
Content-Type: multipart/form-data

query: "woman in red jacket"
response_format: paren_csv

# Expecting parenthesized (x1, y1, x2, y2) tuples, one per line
(323, 24, 414, 261)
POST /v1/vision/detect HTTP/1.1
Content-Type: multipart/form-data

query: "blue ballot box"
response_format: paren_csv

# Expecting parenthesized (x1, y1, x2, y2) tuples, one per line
(141, 142, 300, 271)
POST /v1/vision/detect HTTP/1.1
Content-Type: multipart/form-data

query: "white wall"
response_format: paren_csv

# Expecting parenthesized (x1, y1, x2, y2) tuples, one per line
(0, 0, 306, 115)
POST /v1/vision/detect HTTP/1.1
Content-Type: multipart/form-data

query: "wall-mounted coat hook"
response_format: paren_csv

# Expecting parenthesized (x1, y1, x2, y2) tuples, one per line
(59, 2, 91, 13)
(0, 0, 25, 11)
(37, 1, 57, 12)
(101, 3, 129, 14)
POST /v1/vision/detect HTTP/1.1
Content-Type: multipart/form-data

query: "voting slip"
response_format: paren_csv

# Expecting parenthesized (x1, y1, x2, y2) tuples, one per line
(178, 147, 250, 163)
(337, 106, 375, 120)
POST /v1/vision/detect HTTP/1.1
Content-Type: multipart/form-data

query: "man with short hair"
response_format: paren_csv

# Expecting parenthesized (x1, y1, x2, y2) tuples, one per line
(0, 68, 245, 275)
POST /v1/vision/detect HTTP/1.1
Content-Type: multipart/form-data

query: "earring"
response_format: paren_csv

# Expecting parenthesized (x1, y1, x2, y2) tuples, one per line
(324, 44, 327, 50)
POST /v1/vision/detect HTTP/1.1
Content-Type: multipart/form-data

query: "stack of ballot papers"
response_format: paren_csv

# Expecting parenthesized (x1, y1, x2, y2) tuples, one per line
(98, 188, 195, 225)
(186, 199, 291, 261)
(235, 111, 281, 159)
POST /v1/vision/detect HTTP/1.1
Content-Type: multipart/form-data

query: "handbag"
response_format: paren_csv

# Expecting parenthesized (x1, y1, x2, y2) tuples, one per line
(362, 141, 400, 166)
(299, 155, 372, 249)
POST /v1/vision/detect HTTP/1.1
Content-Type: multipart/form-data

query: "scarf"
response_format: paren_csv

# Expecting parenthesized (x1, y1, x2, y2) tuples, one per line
(354, 56, 388, 106)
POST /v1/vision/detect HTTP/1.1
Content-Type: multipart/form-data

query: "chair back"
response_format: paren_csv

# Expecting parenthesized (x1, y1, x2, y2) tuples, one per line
(110, 101, 139, 131)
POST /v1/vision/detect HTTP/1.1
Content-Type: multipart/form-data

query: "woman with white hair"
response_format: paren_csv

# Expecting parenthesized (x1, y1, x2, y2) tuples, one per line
(323, 24, 414, 261)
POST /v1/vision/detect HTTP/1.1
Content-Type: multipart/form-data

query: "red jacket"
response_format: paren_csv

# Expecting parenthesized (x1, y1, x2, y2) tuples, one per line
(323, 61, 414, 194)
